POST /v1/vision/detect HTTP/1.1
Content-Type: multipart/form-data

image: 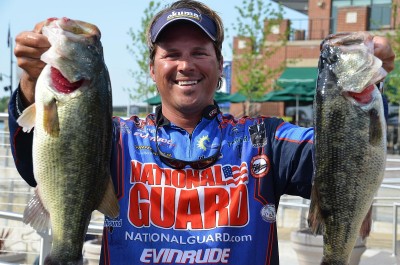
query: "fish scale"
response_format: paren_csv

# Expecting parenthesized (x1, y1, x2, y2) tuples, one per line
(17, 18, 119, 265)
(309, 32, 387, 265)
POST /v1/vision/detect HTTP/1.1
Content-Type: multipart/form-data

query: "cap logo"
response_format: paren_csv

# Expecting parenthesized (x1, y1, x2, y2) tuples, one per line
(151, 8, 217, 43)
(167, 11, 201, 21)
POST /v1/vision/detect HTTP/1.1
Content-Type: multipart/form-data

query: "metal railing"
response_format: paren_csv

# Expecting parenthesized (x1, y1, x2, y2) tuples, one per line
(288, 17, 396, 42)
(278, 189, 400, 256)
(394, 203, 400, 256)
(0, 211, 103, 265)
(0, 128, 399, 263)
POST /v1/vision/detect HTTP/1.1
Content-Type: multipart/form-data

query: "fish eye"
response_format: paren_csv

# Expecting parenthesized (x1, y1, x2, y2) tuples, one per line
(87, 44, 100, 55)
(327, 54, 338, 64)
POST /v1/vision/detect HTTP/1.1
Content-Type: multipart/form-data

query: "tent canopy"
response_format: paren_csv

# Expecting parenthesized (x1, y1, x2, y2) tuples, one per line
(276, 67, 318, 89)
(144, 91, 231, 105)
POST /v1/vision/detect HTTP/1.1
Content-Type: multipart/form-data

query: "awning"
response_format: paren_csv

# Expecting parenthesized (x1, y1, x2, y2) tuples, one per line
(144, 91, 231, 106)
(276, 67, 318, 89)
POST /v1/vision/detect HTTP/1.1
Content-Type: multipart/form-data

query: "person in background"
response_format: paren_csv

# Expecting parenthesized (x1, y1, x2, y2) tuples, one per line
(8, 0, 395, 264)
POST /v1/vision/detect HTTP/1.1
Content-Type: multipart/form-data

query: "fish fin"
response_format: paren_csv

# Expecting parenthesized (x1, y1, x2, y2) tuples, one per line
(359, 205, 373, 239)
(308, 185, 324, 235)
(23, 188, 50, 234)
(44, 255, 83, 265)
(97, 178, 120, 219)
(16, 104, 37, 133)
(43, 99, 60, 137)
(369, 108, 382, 146)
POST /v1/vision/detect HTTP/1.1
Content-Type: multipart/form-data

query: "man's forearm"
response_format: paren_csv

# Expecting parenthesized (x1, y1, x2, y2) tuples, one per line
(8, 86, 36, 187)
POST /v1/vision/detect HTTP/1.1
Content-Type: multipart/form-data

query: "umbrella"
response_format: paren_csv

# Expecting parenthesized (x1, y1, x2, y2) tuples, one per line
(144, 91, 232, 106)
(263, 93, 313, 102)
(264, 84, 315, 123)
(214, 91, 231, 103)
(145, 94, 161, 105)
(227, 92, 247, 103)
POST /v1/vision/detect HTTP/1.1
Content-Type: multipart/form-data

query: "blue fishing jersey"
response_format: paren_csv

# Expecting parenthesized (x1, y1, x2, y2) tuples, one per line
(102, 106, 314, 265)
(8, 90, 314, 265)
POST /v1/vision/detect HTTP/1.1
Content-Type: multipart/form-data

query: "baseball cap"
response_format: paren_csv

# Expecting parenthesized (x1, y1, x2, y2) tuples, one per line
(150, 8, 217, 43)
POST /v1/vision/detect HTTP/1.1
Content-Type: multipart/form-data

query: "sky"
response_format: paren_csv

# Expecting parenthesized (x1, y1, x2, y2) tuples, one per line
(0, 0, 307, 107)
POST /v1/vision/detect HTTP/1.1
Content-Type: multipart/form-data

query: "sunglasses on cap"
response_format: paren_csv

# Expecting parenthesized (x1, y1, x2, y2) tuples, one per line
(155, 119, 222, 170)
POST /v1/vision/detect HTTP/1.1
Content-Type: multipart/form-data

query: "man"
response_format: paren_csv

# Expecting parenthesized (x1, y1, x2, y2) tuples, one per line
(9, 0, 395, 264)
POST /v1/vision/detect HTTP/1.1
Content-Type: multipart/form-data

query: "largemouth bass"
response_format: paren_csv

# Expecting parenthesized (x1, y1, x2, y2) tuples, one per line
(17, 17, 119, 265)
(309, 32, 387, 265)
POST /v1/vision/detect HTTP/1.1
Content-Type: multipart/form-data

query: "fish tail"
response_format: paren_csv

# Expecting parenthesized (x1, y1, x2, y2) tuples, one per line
(44, 255, 83, 265)
(308, 185, 324, 235)
(359, 205, 373, 239)
(320, 260, 348, 265)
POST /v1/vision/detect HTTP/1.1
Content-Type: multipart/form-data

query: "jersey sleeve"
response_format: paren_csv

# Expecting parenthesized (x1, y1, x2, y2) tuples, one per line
(8, 87, 36, 187)
(270, 120, 314, 199)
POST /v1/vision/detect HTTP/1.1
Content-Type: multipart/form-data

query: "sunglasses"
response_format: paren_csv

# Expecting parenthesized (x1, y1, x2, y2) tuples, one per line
(155, 120, 222, 170)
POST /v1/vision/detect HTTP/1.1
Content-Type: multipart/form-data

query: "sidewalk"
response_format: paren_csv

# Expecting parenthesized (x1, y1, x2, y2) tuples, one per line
(278, 227, 398, 265)
(279, 240, 398, 265)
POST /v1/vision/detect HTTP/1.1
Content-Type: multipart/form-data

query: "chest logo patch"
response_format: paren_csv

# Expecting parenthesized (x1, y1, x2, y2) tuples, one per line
(260, 203, 276, 223)
(249, 122, 267, 148)
(250, 154, 270, 178)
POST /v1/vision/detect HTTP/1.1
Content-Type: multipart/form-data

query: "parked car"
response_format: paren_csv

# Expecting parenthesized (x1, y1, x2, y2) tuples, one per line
(285, 105, 313, 122)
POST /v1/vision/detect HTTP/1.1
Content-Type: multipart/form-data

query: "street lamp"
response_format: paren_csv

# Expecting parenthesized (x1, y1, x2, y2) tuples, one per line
(5, 24, 14, 98)
(0, 73, 12, 97)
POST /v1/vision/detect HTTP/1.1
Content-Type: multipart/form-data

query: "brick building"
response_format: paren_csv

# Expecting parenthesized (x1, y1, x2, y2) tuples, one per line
(230, 0, 399, 119)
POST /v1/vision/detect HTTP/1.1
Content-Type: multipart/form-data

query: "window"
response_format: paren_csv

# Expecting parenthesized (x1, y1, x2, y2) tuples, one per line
(331, 0, 392, 32)
(370, 4, 392, 29)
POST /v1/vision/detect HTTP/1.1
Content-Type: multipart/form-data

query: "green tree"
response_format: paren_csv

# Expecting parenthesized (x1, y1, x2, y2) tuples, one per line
(126, 1, 161, 113)
(232, 0, 288, 115)
(385, 3, 400, 104)
(0, 97, 9, 113)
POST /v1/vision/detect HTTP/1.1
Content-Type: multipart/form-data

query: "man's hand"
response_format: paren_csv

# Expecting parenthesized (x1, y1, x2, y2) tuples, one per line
(14, 21, 50, 106)
(373, 35, 395, 74)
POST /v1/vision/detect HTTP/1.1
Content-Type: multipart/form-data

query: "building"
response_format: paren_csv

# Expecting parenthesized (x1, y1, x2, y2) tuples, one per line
(230, 0, 398, 119)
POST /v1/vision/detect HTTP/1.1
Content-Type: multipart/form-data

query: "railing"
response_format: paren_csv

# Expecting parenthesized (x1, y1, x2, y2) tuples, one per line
(288, 17, 396, 42)
(0, 128, 399, 264)
(0, 211, 103, 265)
(394, 203, 400, 256)
(279, 194, 400, 251)
(289, 18, 334, 41)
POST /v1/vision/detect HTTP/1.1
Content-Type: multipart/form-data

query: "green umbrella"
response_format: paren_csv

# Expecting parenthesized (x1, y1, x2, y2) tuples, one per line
(227, 92, 247, 103)
(263, 91, 314, 102)
(144, 94, 161, 105)
(214, 91, 231, 103)
(264, 84, 315, 124)
(144, 91, 232, 106)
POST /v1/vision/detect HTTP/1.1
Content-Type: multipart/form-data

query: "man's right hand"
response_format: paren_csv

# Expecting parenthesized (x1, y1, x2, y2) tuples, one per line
(14, 21, 50, 106)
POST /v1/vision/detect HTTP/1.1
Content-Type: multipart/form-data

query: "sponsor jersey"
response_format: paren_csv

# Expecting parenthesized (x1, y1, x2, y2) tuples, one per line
(102, 108, 314, 265)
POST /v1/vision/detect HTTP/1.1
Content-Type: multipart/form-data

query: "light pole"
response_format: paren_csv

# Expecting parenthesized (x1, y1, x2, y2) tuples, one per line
(4, 25, 14, 98)
(0, 73, 12, 98)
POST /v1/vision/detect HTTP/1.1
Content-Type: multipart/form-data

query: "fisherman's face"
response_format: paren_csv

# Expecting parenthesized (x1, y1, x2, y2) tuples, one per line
(150, 22, 222, 115)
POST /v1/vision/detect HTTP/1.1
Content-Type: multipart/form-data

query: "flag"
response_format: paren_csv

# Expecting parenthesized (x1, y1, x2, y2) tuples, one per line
(7, 24, 10, 47)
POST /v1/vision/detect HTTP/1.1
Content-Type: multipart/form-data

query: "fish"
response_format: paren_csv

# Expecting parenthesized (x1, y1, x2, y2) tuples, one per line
(17, 17, 119, 265)
(308, 31, 387, 265)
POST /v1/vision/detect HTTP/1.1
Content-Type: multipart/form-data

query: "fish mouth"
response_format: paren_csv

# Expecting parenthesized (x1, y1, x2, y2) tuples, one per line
(50, 67, 84, 94)
(46, 17, 101, 38)
(346, 84, 375, 105)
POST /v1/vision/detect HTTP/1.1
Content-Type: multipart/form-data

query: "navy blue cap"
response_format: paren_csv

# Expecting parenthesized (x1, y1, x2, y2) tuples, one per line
(150, 8, 217, 43)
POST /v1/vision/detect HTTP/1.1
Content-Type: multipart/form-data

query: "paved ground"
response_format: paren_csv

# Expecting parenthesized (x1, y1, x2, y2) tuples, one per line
(278, 227, 398, 265)
(1, 149, 399, 264)
(279, 240, 398, 265)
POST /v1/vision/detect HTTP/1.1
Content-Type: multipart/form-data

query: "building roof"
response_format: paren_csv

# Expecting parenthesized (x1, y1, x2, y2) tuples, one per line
(271, 0, 309, 15)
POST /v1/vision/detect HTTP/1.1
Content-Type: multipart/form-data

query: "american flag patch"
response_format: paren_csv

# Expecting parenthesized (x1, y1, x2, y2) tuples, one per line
(222, 164, 248, 185)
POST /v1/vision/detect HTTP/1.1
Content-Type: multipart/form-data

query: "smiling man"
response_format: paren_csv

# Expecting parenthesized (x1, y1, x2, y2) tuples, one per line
(7, 0, 395, 264)
(150, 20, 223, 131)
